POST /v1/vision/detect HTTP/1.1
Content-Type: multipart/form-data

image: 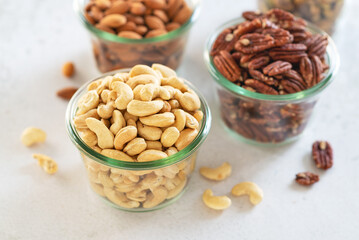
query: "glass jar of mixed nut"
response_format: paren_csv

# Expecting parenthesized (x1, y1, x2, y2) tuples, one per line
(205, 9, 339, 145)
(258, 0, 344, 34)
(74, 0, 200, 72)
(66, 64, 211, 211)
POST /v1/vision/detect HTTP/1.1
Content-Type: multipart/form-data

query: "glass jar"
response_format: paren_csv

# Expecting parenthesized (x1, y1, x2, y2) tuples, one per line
(74, 0, 200, 72)
(204, 17, 339, 146)
(258, 0, 344, 35)
(65, 69, 211, 212)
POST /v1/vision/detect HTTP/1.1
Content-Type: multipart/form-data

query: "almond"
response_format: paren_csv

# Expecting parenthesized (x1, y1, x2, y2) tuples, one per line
(57, 87, 78, 100)
(118, 31, 143, 39)
(95, 24, 116, 34)
(105, 1, 130, 15)
(117, 21, 137, 32)
(99, 14, 127, 28)
(130, 2, 146, 16)
(166, 22, 180, 31)
(145, 15, 165, 30)
(62, 62, 75, 77)
(94, 0, 111, 10)
(144, 0, 167, 10)
(135, 25, 148, 35)
(167, 0, 183, 19)
(145, 29, 167, 38)
(90, 6, 104, 22)
(153, 9, 169, 23)
(173, 5, 192, 24)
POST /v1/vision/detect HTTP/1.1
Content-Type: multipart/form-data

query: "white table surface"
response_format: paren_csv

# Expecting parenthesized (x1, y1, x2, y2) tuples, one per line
(1, 0, 358, 239)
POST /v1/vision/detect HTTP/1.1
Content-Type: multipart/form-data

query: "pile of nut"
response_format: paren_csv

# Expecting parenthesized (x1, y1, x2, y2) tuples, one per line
(258, 0, 344, 34)
(73, 64, 204, 209)
(84, 0, 193, 72)
(85, 0, 192, 39)
(211, 9, 329, 143)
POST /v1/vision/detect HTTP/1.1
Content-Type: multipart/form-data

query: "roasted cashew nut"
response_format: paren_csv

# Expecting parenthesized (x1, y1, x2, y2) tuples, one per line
(231, 182, 263, 205)
(202, 189, 231, 210)
(86, 117, 114, 149)
(21, 127, 46, 147)
(199, 162, 232, 181)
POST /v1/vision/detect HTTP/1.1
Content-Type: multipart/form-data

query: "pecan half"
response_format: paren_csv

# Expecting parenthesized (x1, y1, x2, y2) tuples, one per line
(213, 50, 242, 82)
(280, 70, 307, 93)
(249, 69, 278, 86)
(265, 9, 295, 22)
(303, 34, 328, 59)
(312, 141, 333, 170)
(235, 33, 275, 54)
(263, 61, 292, 76)
(248, 56, 270, 69)
(269, 43, 307, 63)
(242, 11, 263, 21)
(210, 28, 237, 56)
(295, 172, 319, 185)
(262, 28, 293, 47)
(244, 79, 278, 95)
(234, 18, 263, 37)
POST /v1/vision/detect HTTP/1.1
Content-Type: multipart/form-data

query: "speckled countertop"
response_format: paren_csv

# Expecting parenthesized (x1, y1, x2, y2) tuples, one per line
(1, 0, 358, 239)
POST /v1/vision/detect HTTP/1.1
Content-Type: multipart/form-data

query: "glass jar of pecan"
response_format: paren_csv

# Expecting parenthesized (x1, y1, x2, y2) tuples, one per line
(258, 0, 344, 35)
(74, 0, 200, 72)
(65, 68, 211, 212)
(204, 13, 339, 145)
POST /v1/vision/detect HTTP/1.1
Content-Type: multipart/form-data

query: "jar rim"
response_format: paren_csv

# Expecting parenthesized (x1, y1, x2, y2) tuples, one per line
(204, 17, 340, 102)
(65, 68, 211, 170)
(74, 0, 201, 44)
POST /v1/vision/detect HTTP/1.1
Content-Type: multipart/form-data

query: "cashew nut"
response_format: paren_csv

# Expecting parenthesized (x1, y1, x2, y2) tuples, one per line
(126, 119, 136, 127)
(126, 190, 147, 202)
(143, 186, 168, 209)
(165, 147, 178, 156)
(32, 153, 58, 174)
(21, 127, 46, 147)
(123, 111, 139, 122)
(161, 76, 188, 92)
(161, 126, 180, 148)
(101, 149, 134, 162)
(145, 140, 163, 151)
(152, 63, 177, 78)
(160, 101, 171, 113)
(77, 90, 100, 114)
(114, 126, 137, 150)
(199, 162, 232, 181)
(100, 89, 117, 104)
(139, 112, 175, 127)
(137, 150, 168, 162)
(202, 189, 232, 210)
(123, 138, 147, 156)
(231, 182, 263, 205)
(185, 112, 199, 129)
(89, 182, 106, 197)
(168, 99, 180, 109)
(103, 187, 140, 208)
(86, 117, 114, 149)
(126, 74, 160, 89)
(133, 84, 145, 100)
(179, 90, 201, 112)
(78, 129, 98, 147)
(111, 81, 134, 110)
(74, 109, 99, 129)
(167, 175, 187, 199)
(129, 64, 158, 78)
(193, 110, 204, 122)
(109, 110, 126, 135)
(97, 101, 115, 119)
(175, 128, 198, 151)
(172, 109, 186, 131)
(137, 121, 162, 140)
(127, 100, 164, 117)
(98, 170, 114, 188)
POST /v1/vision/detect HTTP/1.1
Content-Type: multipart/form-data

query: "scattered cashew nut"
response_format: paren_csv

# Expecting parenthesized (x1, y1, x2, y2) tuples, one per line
(231, 182, 263, 205)
(21, 127, 46, 147)
(202, 189, 231, 210)
(199, 162, 232, 181)
(32, 153, 58, 174)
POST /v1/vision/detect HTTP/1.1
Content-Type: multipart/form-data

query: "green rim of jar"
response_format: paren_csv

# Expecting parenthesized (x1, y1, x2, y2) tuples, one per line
(74, 0, 201, 44)
(65, 69, 211, 170)
(204, 17, 340, 102)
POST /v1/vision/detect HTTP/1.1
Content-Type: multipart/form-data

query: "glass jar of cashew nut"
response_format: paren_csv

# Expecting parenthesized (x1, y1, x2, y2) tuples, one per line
(66, 65, 211, 212)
